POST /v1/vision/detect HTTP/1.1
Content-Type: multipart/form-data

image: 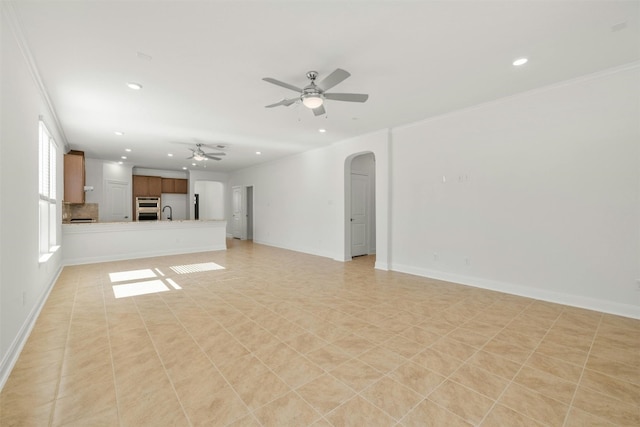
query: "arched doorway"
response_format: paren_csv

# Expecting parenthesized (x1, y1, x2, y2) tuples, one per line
(345, 152, 376, 259)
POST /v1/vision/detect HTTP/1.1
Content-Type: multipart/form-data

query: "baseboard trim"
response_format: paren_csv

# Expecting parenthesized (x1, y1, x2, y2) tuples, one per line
(252, 239, 340, 262)
(374, 261, 389, 271)
(0, 266, 63, 390)
(391, 263, 640, 320)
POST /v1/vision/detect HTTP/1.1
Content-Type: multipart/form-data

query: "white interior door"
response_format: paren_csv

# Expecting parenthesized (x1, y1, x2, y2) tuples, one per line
(351, 173, 368, 257)
(105, 180, 130, 222)
(232, 186, 243, 239)
(246, 186, 253, 240)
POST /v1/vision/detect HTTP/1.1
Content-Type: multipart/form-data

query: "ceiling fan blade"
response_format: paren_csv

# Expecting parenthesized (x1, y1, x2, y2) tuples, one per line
(204, 154, 222, 160)
(318, 68, 350, 91)
(204, 152, 226, 156)
(312, 105, 326, 116)
(324, 93, 369, 103)
(262, 77, 303, 93)
(265, 98, 299, 108)
(198, 142, 224, 148)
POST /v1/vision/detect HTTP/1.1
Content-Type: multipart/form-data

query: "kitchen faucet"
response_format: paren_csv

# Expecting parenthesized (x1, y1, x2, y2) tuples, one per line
(162, 205, 173, 221)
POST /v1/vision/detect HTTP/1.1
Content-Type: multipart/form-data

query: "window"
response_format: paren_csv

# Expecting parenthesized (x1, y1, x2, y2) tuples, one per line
(39, 121, 58, 261)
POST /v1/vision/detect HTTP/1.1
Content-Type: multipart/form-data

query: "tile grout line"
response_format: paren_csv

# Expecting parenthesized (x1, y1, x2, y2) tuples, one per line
(316, 293, 495, 424)
(463, 298, 546, 426)
(200, 279, 367, 423)
(321, 296, 505, 425)
(130, 294, 194, 427)
(476, 304, 579, 426)
(200, 254, 359, 422)
(159, 280, 265, 426)
(100, 279, 123, 427)
(48, 277, 79, 426)
(206, 279, 405, 424)
(560, 312, 604, 427)
(451, 299, 535, 424)
(8, 244, 635, 426)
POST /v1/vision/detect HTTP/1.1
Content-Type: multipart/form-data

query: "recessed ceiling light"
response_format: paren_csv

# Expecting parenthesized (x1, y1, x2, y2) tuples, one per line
(318, 129, 326, 133)
(114, 131, 124, 136)
(182, 167, 187, 170)
(125, 148, 132, 152)
(167, 153, 173, 157)
(192, 163, 196, 166)
(126, 82, 142, 90)
(512, 58, 528, 66)
(256, 151, 261, 155)
(118, 161, 123, 165)
(121, 156, 127, 159)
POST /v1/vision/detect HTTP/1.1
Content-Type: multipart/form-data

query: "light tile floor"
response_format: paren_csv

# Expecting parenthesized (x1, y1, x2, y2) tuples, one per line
(1, 239, 638, 426)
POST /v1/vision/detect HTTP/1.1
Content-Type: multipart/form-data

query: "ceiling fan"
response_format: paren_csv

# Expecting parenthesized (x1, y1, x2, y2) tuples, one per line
(263, 68, 368, 116)
(186, 143, 226, 161)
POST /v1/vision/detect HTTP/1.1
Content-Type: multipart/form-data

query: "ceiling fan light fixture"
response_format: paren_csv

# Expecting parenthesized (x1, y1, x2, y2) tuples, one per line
(193, 153, 205, 161)
(513, 57, 528, 66)
(302, 94, 323, 109)
(126, 82, 143, 90)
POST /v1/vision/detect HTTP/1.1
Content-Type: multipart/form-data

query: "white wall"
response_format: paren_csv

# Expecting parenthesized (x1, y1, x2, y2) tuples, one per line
(229, 129, 390, 263)
(228, 65, 639, 318)
(85, 158, 133, 222)
(187, 170, 228, 221)
(161, 193, 187, 221)
(84, 158, 103, 204)
(0, 4, 65, 386)
(390, 64, 640, 317)
(194, 181, 224, 220)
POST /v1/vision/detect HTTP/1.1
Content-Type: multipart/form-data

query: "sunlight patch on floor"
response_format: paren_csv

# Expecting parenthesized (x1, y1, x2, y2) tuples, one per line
(112, 279, 169, 298)
(109, 269, 157, 283)
(166, 278, 182, 290)
(170, 262, 225, 274)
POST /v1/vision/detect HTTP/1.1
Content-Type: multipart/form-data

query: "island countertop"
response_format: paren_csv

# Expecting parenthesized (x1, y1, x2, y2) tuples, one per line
(62, 220, 227, 265)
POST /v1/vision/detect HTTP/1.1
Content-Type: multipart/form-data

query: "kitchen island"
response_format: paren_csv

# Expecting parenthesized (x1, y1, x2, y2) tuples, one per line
(62, 220, 227, 265)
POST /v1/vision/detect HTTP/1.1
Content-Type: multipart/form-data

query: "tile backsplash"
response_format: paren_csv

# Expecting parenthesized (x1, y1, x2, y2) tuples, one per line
(63, 203, 99, 222)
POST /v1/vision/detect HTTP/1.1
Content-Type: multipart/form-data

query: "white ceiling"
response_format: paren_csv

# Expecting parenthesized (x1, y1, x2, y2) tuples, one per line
(9, 1, 640, 172)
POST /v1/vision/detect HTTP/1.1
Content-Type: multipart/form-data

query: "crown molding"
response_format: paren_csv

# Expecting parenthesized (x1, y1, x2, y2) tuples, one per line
(2, 2, 70, 151)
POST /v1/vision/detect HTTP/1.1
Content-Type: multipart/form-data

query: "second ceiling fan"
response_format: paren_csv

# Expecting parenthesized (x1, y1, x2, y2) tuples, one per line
(263, 68, 368, 116)
(187, 143, 226, 161)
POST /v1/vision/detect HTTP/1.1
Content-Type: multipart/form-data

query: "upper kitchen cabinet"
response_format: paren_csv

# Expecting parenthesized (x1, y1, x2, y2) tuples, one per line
(64, 150, 85, 204)
(133, 175, 162, 197)
(174, 179, 188, 194)
(161, 178, 188, 194)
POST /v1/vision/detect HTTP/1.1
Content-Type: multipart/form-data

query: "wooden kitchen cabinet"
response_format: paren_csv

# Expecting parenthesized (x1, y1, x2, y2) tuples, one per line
(161, 178, 174, 194)
(148, 176, 162, 196)
(133, 175, 162, 197)
(174, 178, 188, 194)
(64, 150, 85, 204)
(161, 178, 188, 194)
